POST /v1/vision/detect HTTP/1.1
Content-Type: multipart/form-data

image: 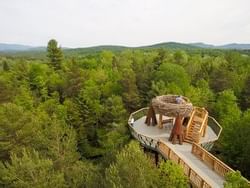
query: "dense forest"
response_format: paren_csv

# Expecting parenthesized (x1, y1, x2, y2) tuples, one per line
(0, 39, 250, 187)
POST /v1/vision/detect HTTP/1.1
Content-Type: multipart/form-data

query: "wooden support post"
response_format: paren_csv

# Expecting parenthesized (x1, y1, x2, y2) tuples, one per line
(202, 151, 205, 161)
(155, 152, 159, 166)
(168, 149, 171, 159)
(200, 180, 205, 188)
(158, 114, 163, 129)
(145, 105, 157, 126)
(188, 168, 191, 177)
(213, 160, 216, 170)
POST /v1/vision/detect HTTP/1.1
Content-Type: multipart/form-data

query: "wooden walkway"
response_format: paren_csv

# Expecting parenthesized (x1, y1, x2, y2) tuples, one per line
(132, 116, 224, 187)
(128, 108, 238, 188)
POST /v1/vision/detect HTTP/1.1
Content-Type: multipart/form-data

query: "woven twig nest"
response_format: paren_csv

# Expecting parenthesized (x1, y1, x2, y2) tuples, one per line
(152, 95, 193, 117)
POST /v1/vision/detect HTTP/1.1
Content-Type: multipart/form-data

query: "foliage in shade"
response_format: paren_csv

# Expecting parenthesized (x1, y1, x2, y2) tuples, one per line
(0, 149, 65, 188)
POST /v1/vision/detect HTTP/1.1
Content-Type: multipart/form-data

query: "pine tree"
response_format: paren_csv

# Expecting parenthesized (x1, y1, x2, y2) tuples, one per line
(105, 141, 158, 188)
(47, 39, 63, 70)
(2, 61, 10, 71)
(0, 149, 65, 187)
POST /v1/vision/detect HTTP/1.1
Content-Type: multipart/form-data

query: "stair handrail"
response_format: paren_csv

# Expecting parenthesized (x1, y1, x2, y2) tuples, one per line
(198, 111, 208, 132)
(197, 110, 209, 143)
(185, 109, 196, 137)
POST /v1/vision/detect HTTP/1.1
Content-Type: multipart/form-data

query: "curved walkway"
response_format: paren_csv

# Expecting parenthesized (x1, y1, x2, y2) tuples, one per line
(129, 115, 225, 188)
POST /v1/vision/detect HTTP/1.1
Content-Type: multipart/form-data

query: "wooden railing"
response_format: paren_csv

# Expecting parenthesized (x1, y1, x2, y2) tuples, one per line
(157, 140, 212, 188)
(185, 109, 196, 138)
(200, 112, 208, 136)
(192, 143, 233, 177)
(192, 143, 250, 185)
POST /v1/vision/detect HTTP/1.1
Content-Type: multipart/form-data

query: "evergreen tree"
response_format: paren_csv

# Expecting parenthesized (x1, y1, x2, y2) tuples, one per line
(47, 39, 63, 70)
(223, 110, 250, 179)
(2, 61, 10, 71)
(0, 149, 65, 188)
(105, 141, 158, 188)
(0, 103, 39, 160)
(241, 76, 250, 110)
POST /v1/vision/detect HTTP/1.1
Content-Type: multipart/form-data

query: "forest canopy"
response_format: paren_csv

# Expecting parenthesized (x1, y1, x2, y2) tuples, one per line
(0, 39, 250, 187)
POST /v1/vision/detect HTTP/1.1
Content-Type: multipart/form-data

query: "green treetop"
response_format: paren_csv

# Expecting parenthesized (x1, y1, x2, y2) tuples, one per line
(47, 39, 63, 70)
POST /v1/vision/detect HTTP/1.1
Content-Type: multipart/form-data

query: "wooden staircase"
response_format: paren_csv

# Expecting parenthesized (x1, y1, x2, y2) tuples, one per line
(184, 107, 208, 143)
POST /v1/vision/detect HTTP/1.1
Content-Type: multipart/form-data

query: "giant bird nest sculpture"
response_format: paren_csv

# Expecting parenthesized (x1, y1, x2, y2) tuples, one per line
(145, 95, 193, 126)
(151, 95, 193, 117)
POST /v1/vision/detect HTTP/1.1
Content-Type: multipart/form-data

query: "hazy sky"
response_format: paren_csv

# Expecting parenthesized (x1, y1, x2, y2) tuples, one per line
(0, 0, 250, 47)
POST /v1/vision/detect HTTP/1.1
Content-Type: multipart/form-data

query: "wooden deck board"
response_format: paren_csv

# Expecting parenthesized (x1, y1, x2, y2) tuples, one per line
(132, 116, 224, 187)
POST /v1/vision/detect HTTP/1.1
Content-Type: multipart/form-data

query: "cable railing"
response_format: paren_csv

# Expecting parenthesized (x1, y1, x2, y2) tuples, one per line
(208, 116, 222, 138)
(129, 127, 158, 150)
(128, 107, 158, 150)
(128, 107, 148, 123)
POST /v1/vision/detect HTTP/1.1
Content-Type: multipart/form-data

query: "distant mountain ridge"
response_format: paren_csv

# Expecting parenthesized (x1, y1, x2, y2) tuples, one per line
(0, 43, 34, 51)
(0, 43, 46, 52)
(189, 42, 250, 49)
(0, 42, 250, 53)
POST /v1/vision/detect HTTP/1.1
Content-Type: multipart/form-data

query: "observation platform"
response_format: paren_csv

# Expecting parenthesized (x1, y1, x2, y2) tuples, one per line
(128, 107, 236, 188)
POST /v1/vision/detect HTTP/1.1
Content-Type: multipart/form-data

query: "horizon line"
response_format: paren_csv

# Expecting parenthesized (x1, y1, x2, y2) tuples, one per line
(1, 41, 250, 49)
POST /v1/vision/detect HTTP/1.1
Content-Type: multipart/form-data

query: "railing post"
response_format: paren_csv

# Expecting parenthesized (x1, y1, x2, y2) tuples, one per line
(158, 114, 163, 129)
(191, 143, 195, 154)
(213, 158, 216, 170)
(201, 151, 205, 161)
(203, 115, 208, 137)
(188, 168, 191, 178)
(200, 179, 205, 188)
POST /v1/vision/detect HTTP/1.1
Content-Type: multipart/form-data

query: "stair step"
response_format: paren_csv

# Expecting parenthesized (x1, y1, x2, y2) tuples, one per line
(184, 138, 194, 142)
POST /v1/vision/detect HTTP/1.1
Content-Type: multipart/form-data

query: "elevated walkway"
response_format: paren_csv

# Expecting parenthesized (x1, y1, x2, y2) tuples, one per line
(128, 108, 236, 188)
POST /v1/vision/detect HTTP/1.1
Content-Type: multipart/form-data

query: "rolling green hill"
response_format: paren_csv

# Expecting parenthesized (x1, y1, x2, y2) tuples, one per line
(1, 41, 250, 58)
(0, 42, 198, 58)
